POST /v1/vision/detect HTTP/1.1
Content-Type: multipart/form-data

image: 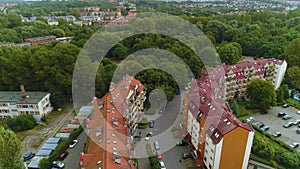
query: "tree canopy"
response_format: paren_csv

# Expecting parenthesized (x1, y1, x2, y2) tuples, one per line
(0, 127, 24, 169)
(247, 79, 276, 109)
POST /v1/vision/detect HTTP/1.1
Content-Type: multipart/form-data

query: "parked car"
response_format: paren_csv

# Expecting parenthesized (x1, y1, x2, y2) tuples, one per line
(272, 131, 281, 137)
(23, 152, 35, 161)
(154, 141, 160, 150)
(176, 141, 189, 146)
(159, 161, 166, 169)
(297, 129, 300, 134)
(145, 132, 153, 141)
(256, 123, 265, 128)
(297, 110, 300, 115)
(69, 140, 78, 148)
(59, 151, 69, 160)
(293, 119, 300, 125)
(283, 104, 290, 108)
(182, 153, 192, 159)
(156, 151, 162, 160)
(283, 121, 294, 128)
(282, 114, 292, 120)
(260, 109, 268, 115)
(149, 120, 154, 128)
(289, 142, 299, 148)
(278, 112, 286, 117)
(246, 117, 256, 123)
(134, 135, 142, 141)
(52, 161, 65, 168)
(261, 125, 270, 131)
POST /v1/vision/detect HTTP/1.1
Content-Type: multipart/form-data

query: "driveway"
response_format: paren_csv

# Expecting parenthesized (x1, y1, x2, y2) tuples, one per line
(250, 106, 300, 151)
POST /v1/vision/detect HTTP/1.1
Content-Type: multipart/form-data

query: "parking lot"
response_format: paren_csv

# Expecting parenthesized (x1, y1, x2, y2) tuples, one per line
(250, 106, 300, 151)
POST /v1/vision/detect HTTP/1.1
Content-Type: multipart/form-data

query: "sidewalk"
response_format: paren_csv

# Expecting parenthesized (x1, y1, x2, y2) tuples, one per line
(248, 160, 275, 169)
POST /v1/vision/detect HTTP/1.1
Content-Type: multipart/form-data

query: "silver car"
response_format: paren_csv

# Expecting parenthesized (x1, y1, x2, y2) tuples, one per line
(154, 141, 160, 150)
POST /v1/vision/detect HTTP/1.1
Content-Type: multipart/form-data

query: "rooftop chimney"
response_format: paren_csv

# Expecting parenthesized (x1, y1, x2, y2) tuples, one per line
(20, 85, 27, 98)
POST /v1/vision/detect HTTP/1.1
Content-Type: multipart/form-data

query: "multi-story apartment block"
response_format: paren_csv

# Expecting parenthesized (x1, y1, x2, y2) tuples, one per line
(0, 91, 52, 121)
(223, 58, 287, 100)
(80, 76, 145, 169)
(184, 58, 286, 169)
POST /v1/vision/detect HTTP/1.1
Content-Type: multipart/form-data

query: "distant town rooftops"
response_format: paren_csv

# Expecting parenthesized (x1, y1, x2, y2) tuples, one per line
(0, 91, 49, 104)
(25, 35, 56, 41)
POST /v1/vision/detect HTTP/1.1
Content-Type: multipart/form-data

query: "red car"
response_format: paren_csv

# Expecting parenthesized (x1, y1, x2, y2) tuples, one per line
(59, 151, 69, 160)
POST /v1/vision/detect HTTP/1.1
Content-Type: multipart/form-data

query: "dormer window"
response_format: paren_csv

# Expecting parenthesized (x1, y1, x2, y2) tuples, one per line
(214, 132, 220, 138)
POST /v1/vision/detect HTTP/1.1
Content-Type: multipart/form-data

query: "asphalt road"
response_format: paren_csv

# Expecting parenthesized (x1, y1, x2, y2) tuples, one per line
(62, 131, 88, 169)
(250, 106, 300, 151)
(137, 92, 189, 169)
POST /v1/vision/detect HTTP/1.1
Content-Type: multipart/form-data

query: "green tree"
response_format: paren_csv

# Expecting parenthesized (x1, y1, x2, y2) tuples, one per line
(282, 84, 290, 100)
(287, 66, 300, 89)
(39, 158, 51, 169)
(0, 127, 24, 169)
(276, 87, 284, 103)
(7, 114, 37, 132)
(247, 79, 276, 109)
(285, 38, 300, 67)
(218, 43, 242, 65)
(280, 151, 300, 168)
(229, 99, 239, 116)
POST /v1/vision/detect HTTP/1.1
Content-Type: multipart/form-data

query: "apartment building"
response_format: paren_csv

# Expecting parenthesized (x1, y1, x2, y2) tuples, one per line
(0, 91, 52, 121)
(24, 35, 56, 47)
(80, 76, 145, 169)
(183, 58, 286, 169)
(223, 58, 287, 100)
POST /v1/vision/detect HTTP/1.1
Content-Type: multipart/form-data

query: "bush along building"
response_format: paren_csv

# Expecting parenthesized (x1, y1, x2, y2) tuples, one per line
(80, 75, 146, 169)
(183, 58, 287, 169)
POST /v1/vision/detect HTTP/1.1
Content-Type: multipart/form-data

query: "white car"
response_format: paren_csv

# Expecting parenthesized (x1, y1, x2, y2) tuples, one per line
(145, 132, 153, 141)
(289, 142, 299, 148)
(154, 141, 160, 150)
(246, 117, 255, 123)
(160, 161, 166, 169)
(69, 140, 78, 148)
(52, 161, 65, 168)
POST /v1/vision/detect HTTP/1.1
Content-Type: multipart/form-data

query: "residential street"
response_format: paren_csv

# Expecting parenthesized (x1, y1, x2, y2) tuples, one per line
(137, 92, 187, 169)
(21, 103, 75, 155)
(62, 131, 87, 169)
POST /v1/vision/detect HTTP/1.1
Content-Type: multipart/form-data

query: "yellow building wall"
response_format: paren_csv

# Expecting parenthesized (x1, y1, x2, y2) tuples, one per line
(219, 127, 249, 169)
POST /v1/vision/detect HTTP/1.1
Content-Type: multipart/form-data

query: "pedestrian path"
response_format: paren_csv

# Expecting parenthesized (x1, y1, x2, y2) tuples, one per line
(248, 160, 275, 169)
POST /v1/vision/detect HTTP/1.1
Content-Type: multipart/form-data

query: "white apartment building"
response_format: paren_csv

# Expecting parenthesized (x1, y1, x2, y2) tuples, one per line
(0, 92, 53, 121)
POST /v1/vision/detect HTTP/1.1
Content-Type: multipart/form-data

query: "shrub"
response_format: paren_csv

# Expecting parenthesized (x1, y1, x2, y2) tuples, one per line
(7, 114, 37, 132)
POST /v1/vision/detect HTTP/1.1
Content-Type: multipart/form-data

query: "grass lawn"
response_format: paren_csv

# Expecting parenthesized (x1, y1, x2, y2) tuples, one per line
(15, 124, 46, 142)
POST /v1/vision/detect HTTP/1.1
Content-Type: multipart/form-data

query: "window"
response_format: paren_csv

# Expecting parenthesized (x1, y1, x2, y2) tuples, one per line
(204, 157, 207, 162)
(209, 125, 215, 132)
(214, 132, 220, 138)
(209, 164, 212, 169)
(211, 149, 214, 153)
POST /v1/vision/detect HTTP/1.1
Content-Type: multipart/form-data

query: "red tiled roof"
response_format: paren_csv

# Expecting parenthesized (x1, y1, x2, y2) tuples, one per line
(187, 58, 283, 143)
(81, 76, 143, 169)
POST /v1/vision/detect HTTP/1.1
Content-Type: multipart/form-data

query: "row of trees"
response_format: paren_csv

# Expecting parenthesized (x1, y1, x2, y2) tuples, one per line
(0, 42, 115, 108)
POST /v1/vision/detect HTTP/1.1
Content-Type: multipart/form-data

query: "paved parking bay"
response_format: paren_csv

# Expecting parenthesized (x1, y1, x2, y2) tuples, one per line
(250, 106, 300, 151)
